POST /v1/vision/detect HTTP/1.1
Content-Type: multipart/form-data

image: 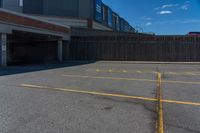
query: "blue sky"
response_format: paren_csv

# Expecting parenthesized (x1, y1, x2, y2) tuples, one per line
(102, 0, 200, 35)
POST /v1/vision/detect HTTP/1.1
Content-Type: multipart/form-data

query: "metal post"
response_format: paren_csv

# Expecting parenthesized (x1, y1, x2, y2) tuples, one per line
(0, 34, 7, 67)
(57, 39, 63, 62)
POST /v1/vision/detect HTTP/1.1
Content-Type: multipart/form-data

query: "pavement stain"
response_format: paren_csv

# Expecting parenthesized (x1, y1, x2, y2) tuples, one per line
(103, 106, 113, 111)
(93, 95, 156, 133)
(95, 95, 157, 114)
(161, 73, 170, 79)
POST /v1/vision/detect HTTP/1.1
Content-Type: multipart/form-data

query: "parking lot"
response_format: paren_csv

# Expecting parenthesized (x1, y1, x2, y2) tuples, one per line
(0, 62, 200, 133)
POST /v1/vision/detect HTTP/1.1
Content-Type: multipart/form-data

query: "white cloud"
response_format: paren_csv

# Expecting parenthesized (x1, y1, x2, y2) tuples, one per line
(181, 5, 189, 10)
(180, 1, 190, 10)
(157, 11, 172, 15)
(154, 7, 160, 10)
(154, 1, 190, 12)
(142, 16, 153, 21)
(185, 1, 190, 4)
(155, 4, 179, 10)
(145, 22, 152, 26)
(161, 4, 179, 9)
(155, 19, 200, 25)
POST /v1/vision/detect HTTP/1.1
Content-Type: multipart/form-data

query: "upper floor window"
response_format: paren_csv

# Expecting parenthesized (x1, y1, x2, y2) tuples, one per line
(103, 6, 105, 21)
(0, 0, 2, 8)
(19, 0, 23, 7)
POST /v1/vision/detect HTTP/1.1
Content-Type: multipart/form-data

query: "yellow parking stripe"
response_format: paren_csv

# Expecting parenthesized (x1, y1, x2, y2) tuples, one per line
(109, 69, 113, 72)
(162, 80, 200, 85)
(162, 100, 200, 106)
(137, 71, 142, 73)
(62, 74, 200, 85)
(20, 84, 156, 101)
(87, 69, 200, 76)
(62, 74, 156, 82)
(184, 72, 196, 76)
(20, 84, 200, 106)
(122, 70, 127, 73)
(156, 73, 164, 133)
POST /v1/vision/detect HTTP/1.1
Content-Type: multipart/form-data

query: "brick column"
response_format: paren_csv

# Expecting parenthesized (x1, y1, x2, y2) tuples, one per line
(57, 39, 63, 62)
(0, 34, 7, 67)
(87, 19, 93, 30)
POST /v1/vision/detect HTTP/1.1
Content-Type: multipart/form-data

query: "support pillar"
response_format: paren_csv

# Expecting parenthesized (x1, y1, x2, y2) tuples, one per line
(87, 19, 93, 30)
(57, 39, 63, 62)
(0, 34, 7, 67)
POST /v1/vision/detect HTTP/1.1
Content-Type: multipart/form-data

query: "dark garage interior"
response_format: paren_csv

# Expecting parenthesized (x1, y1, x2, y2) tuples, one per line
(7, 31, 61, 65)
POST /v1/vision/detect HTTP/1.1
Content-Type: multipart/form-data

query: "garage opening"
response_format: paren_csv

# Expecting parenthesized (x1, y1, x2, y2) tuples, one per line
(7, 31, 62, 65)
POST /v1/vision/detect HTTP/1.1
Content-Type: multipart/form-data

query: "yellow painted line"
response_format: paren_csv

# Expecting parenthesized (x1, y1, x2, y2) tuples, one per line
(162, 99, 200, 106)
(20, 84, 156, 101)
(159, 100, 164, 133)
(86, 69, 200, 76)
(109, 69, 113, 72)
(165, 72, 200, 76)
(136, 71, 142, 73)
(62, 74, 200, 85)
(122, 70, 127, 73)
(184, 72, 196, 76)
(87, 69, 153, 75)
(20, 84, 200, 106)
(21, 84, 49, 89)
(162, 80, 200, 85)
(189, 73, 200, 76)
(157, 73, 164, 133)
(153, 71, 158, 74)
(62, 74, 156, 82)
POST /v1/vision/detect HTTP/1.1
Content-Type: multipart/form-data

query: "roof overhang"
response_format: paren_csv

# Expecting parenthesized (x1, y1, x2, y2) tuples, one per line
(0, 9, 71, 40)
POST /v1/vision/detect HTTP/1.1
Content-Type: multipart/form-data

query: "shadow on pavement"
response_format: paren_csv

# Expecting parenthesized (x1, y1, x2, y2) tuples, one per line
(0, 61, 96, 76)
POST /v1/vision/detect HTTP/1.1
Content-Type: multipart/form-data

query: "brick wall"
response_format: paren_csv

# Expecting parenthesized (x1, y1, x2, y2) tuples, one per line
(0, 10, 70, 33)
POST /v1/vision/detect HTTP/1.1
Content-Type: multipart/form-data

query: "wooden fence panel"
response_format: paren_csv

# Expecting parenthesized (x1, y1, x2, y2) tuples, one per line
(66, 35, 200, 62)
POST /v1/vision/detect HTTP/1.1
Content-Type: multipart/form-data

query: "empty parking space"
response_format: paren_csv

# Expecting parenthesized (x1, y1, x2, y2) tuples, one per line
(1, 62, 200, 133)
(0, 85, 155, 133)
(160, 66, 200, 133)
(163, 83, 200, 103)
(164, 103, 200, 133)
(0, 62, 158, 133)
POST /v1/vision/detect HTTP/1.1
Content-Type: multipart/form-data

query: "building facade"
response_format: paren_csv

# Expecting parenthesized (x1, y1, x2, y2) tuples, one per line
(0, 0, 23, 12)
(0, 0, 135, 32)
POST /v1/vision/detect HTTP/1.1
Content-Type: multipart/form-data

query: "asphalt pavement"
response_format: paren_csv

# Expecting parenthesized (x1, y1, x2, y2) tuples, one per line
(0, 62, 200, 133)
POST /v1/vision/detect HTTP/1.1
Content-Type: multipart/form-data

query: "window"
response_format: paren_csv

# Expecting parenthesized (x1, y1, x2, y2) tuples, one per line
(19, 0, 23, 7)
(0, 0, 2, 8)
(103, 6, 105, 21)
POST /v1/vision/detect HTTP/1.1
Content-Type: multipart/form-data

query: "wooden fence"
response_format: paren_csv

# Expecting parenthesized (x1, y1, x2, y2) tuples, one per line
(64, 35, 200, 62)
